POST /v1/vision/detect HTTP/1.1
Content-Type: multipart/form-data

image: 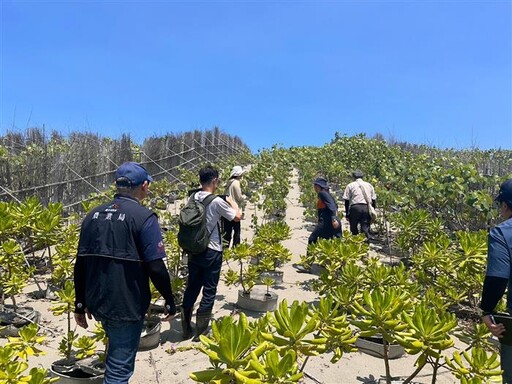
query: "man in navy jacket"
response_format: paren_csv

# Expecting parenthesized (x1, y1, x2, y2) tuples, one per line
(74, 162, 177, 384)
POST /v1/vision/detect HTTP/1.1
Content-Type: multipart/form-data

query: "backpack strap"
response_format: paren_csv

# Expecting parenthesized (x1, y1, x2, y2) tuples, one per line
(199, 192, 218, 208)
(197, 192, 221, 240)
(356, 181, 372, 206)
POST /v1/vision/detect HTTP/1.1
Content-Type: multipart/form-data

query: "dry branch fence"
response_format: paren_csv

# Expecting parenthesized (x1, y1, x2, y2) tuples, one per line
(0, 127, 248, 210)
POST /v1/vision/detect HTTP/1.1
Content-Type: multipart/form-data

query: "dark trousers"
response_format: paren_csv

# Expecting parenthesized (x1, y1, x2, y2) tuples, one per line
(349, 204, 371, 240)
(308, 219, 342, 245)
(502, 343, 512, 383)
(182, 248, 222, 313)
(223, 218, 241, 248)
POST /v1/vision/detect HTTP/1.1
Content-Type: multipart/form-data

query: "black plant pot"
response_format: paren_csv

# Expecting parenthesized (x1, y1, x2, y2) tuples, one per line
(138, 316, 161, 351)
(50, 357, 104, 383)
(0, 305, 40, 337)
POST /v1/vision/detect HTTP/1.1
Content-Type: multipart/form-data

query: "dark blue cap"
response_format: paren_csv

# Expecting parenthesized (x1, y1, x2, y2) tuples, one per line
(313, 177, 329, 190)
(496, 179, 512, 202)
(115, 162, 153, 186)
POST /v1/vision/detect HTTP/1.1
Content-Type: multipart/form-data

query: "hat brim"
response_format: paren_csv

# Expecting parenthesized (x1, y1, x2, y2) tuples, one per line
(230, 170, 246, 178)
(313, 182, 329, 189)
(115, 174, 153, 186)
(495, 194, 509, 203)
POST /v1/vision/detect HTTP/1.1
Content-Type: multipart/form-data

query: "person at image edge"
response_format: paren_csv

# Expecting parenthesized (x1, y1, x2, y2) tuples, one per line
(480, 178, 512, 383)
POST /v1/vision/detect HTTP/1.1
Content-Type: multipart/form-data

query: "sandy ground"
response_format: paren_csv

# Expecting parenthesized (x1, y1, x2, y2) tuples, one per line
(9, 169, 462, 384)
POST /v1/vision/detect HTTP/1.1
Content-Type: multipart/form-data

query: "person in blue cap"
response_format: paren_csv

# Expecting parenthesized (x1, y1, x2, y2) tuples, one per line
(296, 177, 341, 273)
(308, 177, 342, 244)
(480, 178, 512, 383)
(74, 162, 177, 384)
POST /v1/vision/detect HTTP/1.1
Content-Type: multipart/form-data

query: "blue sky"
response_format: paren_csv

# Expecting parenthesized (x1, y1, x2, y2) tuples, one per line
(1, 1, 511, 152)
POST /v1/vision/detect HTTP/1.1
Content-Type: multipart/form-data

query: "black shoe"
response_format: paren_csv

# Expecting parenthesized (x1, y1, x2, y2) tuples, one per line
(192, 311, 211, 342)
(295, 264, 312, 274)
(181, 307, 194, 340)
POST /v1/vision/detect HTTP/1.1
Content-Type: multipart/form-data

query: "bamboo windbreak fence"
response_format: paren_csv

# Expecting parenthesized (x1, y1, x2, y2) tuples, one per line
(0, 127, 249, 209)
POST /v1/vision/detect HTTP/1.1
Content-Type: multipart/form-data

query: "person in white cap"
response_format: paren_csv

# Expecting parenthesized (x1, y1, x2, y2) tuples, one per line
(223, 165, 246, 248)
(343, 170, 376, 242)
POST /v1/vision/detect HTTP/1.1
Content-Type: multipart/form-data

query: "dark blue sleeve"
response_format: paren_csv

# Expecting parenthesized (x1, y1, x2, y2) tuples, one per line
(319, 190, 338, 215)
(486, 227, 511, 279)
(480, 275, 508, 313)
(139, 215, 166, 262)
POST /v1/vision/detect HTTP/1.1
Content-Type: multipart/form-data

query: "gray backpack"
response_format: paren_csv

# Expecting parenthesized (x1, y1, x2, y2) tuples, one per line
(178, 193, 217, 255)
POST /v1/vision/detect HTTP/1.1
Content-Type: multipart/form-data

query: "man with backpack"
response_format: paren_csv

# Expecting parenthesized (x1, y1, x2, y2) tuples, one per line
(179, 165, 241, 341)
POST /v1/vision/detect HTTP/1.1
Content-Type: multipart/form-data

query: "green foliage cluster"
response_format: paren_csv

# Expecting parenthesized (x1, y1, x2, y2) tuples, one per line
(244, 145, 292, 224)
(0, 198, 69, 308)
(162, 230, 187, 305)
(191, 289, 502, 383)
(411, 230, 490, 311)
(292, 133, 510, 238)
(0, 324, 57, 384)
(307, 229, 491, 317)
(50, 280, 105, 361)
(304, 233, 501, 383)
(224, 221, 292, 295)
(190, 297, 356, 384)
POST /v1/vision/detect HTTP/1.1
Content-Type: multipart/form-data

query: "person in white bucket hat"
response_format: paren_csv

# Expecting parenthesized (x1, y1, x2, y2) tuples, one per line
(223, 165, 246, 248)
(229, 165, 245, 178)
